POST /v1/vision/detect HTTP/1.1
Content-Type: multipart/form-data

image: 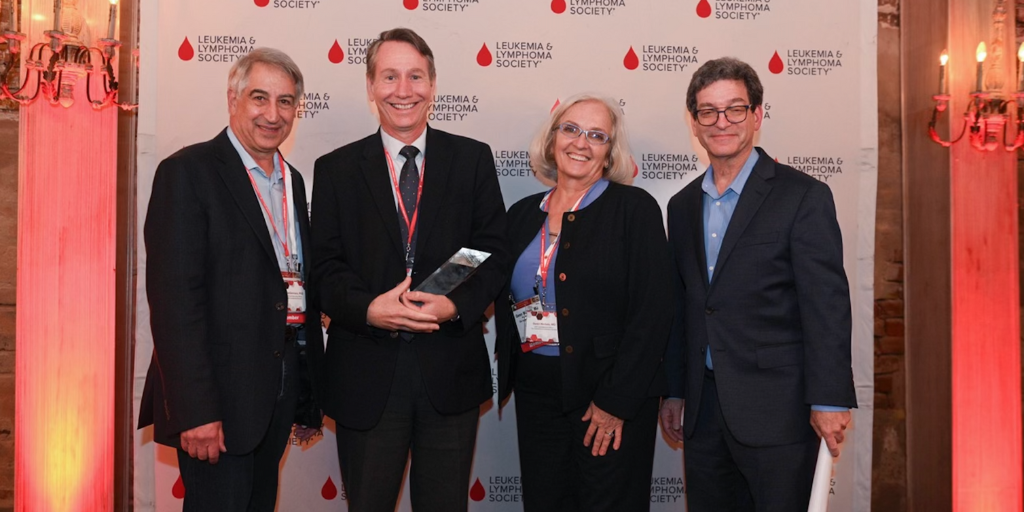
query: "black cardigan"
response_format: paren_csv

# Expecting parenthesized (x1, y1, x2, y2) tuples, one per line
(495, 182, 676, 420)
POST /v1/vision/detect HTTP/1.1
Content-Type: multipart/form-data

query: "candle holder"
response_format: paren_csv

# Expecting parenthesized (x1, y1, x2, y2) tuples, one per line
(0, 0, 136, 110)
(930, 92, 1024, 152)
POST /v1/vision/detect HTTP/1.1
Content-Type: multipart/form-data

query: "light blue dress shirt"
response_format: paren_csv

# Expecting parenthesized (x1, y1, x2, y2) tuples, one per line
(226, 127, 303, 273)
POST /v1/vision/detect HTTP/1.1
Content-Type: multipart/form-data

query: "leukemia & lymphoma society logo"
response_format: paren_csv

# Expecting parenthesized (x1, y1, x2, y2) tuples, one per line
(253, 0, 320, 8)
(404, 0, 482, 12)
(783, 154, 845, 182)
(430, 94, 480, 122)
(550, 0, 626, 16)
(177, 35, 255, 62)
(494, 147, 533, 178)
(638, 152, 700, 181)
(623, 45, 699, 72)
(470, 476, 522, 503)
(477, 41, 554, 69)
(768, 49, 843, 76)
(327, 37, 377, 65)
(695, 0, 771, 20)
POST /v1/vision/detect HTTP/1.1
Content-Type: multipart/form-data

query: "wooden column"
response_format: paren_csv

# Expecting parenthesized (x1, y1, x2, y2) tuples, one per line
(903, 0, 1023, 510)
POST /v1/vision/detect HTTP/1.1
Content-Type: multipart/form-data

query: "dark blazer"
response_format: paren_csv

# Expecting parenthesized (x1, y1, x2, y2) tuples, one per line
(665, 147, 857, 447)
(138, 129, 324, 454)
(311, 126, 509, 430)
(495, 182, 674, 420)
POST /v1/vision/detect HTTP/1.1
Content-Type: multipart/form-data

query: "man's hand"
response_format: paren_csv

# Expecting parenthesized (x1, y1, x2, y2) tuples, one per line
(810, 409, 851, 457)
(659, 398, 684, 443)
(401, 289, 459, 323)
(180, 421, 226, 464)
(366, 277, 441, 332)
(582, 402, 624, 456)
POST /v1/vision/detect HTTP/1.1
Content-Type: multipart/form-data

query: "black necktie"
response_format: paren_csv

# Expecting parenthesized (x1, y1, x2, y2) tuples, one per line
(398, 145, 420, 221)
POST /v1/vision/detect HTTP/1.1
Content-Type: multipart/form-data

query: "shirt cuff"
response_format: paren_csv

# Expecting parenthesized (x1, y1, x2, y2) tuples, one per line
(811, 405, 848, 412)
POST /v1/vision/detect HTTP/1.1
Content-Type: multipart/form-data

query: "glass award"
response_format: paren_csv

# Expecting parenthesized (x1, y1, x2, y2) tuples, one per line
(413, 248, 491, 295)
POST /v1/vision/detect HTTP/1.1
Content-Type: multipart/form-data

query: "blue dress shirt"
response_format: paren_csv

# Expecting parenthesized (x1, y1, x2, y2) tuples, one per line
(510, 179, 609, 356)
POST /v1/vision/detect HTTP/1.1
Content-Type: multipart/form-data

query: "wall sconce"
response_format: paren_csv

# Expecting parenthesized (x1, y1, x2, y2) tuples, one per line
(0, 0, 137, 110)
(929, 0, 1022, 151)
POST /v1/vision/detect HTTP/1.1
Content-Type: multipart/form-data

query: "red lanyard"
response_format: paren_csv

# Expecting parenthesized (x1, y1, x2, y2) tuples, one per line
(384, 148, 426, 252)
(537, 186, 592, 289)
(246, 153, 291, 258)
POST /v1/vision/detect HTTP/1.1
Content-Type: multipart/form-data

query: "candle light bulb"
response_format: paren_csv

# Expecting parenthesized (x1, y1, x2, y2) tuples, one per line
(109, 0, 117, 5)
(940, 51, 949, 66)
(977, 42, 987, 63)
(939, 50, 949, 95)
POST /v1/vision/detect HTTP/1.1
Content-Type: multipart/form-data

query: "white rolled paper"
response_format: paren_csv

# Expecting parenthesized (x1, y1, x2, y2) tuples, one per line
(807, 438, 833, 512)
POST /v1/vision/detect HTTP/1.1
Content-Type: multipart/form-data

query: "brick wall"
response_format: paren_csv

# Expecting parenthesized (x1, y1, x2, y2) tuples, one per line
(873, 0, 908, 510)
(0, 112, 18, 507)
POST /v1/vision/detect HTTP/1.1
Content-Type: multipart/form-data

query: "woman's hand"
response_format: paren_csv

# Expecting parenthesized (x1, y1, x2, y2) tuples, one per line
(582, 402, 624, 456)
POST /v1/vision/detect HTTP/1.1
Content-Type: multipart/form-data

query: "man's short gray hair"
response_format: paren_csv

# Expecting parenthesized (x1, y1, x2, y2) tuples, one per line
(228, 47, 305, 100)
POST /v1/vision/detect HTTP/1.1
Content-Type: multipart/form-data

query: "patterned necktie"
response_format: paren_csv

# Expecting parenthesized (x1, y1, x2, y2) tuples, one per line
(398, 145, 420, 221)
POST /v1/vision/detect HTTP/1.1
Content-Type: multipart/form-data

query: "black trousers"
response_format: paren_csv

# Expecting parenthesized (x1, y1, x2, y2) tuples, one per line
(514, 351, 659, 512)
(176, 340, 300, 512)
(684, 370, 819, 512)
(336, 341, 479, 512)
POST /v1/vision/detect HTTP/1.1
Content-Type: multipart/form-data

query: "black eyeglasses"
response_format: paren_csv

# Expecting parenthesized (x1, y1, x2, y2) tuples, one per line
(694, 105, 752, 126)
(554, 123, 611, 145)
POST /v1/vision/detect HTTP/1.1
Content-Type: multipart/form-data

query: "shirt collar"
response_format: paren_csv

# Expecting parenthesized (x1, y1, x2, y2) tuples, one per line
(701, 149, 760, 199)
(226, 126, 282, 182)
(380, 127, 427, 163)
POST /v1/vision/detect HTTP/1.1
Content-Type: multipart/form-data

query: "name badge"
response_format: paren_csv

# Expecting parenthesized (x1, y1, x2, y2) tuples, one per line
(512, 295, 540, 342)
(523, 308, 559, 352)
(283, 271, 306, 324)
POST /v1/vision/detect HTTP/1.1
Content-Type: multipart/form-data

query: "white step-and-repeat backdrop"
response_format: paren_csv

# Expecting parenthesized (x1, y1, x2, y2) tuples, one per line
(133, 0, 878, 510)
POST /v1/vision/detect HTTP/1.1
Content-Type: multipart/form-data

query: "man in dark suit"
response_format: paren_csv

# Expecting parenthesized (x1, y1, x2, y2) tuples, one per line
(311, 28, 508, 511)
(659, 57, 857, 511)
(138, 48, 323, 511)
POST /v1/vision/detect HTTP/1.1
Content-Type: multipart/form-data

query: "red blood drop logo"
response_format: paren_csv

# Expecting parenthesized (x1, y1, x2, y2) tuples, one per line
(322, 477, 338, 500)
(476, 44, 493, 67)
(623, 46, 639, 70)
(328, 40, 344, 64)
(178, 37, 194, 61)
(551, 0, 566, 13)
(632, 159, 639, 178)
(696, 0, 711, 18)
(550, 99, 560, 113)
(171, 475, 185, 499)
(768, 51, 784, 74)
(469, 478, 486, 502)
(255, 0, 269, 6)
(404, 0, 418, 9)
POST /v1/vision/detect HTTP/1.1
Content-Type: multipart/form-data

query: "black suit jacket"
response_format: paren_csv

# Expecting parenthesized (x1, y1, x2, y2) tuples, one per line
(495, 182, 674, 420)
(665, 147, 857, 447)
(138, 129, 324, 454)
(311, 126, 509, 430)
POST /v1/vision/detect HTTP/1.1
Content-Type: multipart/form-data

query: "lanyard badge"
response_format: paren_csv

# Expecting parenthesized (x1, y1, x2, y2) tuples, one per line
(384, 149, 425, 276)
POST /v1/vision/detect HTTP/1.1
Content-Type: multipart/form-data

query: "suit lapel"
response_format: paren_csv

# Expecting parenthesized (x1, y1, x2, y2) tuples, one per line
(412, 126, 452, 261)
(688, 176, 708, 290)
(708, 150, 774, 294)
(211, 129, 279, 268)
(289, 165, 312, 281)
(360, 131, 405, 257)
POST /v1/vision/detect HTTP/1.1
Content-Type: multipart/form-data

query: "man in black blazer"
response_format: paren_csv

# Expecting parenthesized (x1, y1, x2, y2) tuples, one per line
(138, 48, 323, 511)
(311, 28, 508, 511)
(659, 57, 857, 511)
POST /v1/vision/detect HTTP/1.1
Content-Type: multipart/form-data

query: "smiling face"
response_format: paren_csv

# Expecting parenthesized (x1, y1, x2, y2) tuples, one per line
(367, 41, 436, 144)
(552, 99, 613, 187)
(228, 62, 297, 164)
(690, 79, 762, 166)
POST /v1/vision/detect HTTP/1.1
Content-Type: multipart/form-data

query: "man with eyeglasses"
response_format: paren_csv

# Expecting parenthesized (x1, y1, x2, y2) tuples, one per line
(659, 57, 856, 511)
